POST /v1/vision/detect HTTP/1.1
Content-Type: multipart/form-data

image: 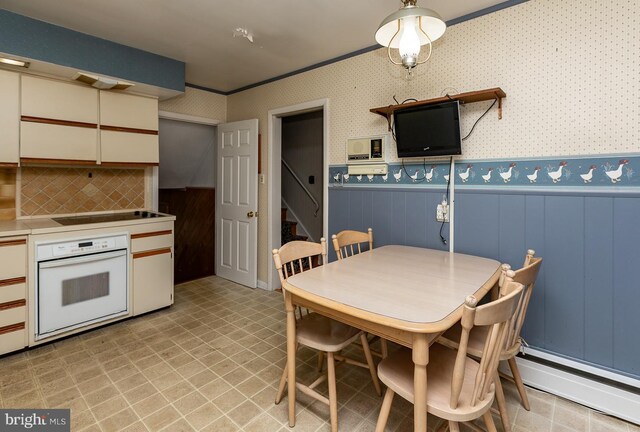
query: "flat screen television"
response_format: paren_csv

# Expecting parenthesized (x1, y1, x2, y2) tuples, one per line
(393, 101, 462, 158)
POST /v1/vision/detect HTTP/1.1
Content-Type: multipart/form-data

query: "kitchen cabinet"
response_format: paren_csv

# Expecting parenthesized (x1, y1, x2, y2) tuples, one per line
(0, 237, 27, 355)
(99, 91, 159, 165)
(0, 70, 20, 166)
(20, 75, 98, 164)
(131, 224, 174, 315)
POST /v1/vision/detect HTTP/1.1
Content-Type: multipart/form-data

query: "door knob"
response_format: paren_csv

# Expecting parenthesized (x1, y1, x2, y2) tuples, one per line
(247, 211, 257, 218)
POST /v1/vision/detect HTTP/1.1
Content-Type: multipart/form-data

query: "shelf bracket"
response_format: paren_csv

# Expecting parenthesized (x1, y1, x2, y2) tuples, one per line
(498, 97, 503, 120)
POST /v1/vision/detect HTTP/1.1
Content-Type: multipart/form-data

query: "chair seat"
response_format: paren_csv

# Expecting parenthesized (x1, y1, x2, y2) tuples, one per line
(439, 323, 521, 360)
(296, 313, 362, 352)
(377, 344, 495, 422)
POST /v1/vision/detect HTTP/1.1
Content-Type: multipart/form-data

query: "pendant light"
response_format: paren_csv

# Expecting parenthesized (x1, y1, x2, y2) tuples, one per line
(375, 0, 446, 75)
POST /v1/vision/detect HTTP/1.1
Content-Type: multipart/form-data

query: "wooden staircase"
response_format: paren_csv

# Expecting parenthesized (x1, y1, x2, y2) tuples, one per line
(281, 207, 308, 245)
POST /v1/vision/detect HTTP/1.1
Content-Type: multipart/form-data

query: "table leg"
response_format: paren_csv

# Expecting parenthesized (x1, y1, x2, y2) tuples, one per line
(413, 334, 429, 432)
(285, 292, 297, 427)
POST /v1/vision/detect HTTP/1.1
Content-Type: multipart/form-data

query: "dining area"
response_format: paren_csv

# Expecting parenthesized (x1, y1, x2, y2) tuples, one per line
(272, 228, 542, 432)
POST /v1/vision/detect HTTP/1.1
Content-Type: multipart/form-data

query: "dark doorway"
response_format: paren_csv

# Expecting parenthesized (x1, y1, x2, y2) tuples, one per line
(158, 118, 216, 284)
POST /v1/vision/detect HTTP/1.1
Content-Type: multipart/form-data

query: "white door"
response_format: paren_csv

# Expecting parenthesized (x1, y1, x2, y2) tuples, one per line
(216, 119, 259, 288)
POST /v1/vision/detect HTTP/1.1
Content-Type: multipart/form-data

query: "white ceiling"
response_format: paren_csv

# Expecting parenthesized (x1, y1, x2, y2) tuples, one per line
(0, 0, 507, 93)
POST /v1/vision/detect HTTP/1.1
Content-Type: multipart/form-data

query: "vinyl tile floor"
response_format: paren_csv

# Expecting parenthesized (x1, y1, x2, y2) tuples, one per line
(0, 276, 637, 432)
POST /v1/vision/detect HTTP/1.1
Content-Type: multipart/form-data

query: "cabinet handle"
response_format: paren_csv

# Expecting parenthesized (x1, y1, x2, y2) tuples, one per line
(0, 299, 26, 311)
(132, 248, 172, 259)
(0, 239, 26, 247)
(0, 277, 26, 288)
(131, 230, 172, 239)
(0, 322, 25, 336)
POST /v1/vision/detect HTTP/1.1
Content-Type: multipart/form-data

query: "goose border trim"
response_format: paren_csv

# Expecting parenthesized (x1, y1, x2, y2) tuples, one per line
(329, 154, 640, 188)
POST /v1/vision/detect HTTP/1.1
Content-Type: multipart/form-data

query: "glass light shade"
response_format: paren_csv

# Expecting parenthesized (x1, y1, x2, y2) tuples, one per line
(398, 16, 421, 59)
(375, 6, 446, 49)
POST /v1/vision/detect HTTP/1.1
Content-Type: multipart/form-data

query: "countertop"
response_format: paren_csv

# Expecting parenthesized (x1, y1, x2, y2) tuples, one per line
(0, 211, 176, 238)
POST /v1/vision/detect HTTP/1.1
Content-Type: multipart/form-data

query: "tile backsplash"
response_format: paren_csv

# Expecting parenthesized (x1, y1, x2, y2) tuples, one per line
(0, 169, 16, 220)
(20, 167, 145, 216)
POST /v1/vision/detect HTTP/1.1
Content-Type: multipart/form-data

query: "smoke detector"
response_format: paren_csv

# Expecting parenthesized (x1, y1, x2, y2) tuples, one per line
(73, 72, 134, 90)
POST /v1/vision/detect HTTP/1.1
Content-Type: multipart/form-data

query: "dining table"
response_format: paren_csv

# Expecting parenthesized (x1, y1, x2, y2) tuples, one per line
(282, 245, 502, 432)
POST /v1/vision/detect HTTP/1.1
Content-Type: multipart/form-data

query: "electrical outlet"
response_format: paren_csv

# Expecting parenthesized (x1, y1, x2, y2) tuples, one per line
(259, 174, 265, 184)
(436, 203, 450, 222)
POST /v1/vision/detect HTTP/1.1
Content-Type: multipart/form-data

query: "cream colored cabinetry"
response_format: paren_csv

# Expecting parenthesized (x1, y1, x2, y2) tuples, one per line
(131, 223, 174, 315)
(20, 75, 99, 163)
(0, 237, 27, 355)
(100, 91, 159, 165)
(0, 70, 19, 165)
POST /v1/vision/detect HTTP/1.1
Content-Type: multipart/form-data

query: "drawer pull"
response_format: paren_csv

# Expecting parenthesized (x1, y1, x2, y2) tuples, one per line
(21, 115, 98, 129)
(0, 322, 25, 335)
(0, 277, 26, 288)
(131, 230, 172, 239)
(133, 248, 171, 259)
(0, 299, 26, 311)
(0, 239, 26, 247)
(100, 125, 158, 135)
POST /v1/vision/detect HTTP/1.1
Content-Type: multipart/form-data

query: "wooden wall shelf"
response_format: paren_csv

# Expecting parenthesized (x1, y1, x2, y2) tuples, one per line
(370, 87, 506, 124)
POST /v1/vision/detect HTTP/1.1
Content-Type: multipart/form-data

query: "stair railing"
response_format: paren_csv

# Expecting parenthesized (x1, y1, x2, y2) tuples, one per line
(281, 159, 320, 217)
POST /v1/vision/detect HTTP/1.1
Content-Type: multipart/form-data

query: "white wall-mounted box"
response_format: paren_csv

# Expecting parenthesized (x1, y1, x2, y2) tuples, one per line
(347, 164, 388, 175)
(346, 134, 388, 165)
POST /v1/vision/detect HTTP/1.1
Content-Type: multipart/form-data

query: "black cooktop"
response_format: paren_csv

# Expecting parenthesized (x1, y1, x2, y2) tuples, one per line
(53, 211, 165, 226)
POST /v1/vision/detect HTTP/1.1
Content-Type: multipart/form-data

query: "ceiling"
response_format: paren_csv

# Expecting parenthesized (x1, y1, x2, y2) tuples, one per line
(0, 0, 507, 93)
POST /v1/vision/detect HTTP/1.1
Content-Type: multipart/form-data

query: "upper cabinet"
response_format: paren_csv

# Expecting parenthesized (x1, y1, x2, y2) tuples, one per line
(20, 76, 99, 164)
(15, 75, 159, 167)
(0, 70, 20, 166)
(99, 91, 159, 166)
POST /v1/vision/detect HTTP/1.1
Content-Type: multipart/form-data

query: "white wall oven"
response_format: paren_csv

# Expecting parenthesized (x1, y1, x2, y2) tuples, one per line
(35, 234, 129, 340)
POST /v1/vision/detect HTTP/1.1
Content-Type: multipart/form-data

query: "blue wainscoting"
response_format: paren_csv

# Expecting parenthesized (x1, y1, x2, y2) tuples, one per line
(328, 185, 640, 380)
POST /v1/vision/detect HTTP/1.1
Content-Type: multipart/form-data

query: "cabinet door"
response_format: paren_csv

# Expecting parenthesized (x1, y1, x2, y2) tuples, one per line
(99, 92, 159, 165)
(22, 75, 98, 124)
(21, 122, 98, 162)
(0, 238, 27, 355)
(100, 91, 158, 130)
(21, 76, 98, 163)
(100, 130, 159, 164)
(0, 70, 19, 165)
(132, 249, 173, 315)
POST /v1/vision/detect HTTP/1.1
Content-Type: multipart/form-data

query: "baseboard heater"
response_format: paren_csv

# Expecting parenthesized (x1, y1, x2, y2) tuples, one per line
(501, 347, 640, 425)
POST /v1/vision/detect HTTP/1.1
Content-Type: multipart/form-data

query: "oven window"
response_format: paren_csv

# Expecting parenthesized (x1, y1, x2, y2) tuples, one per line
(62, 272, 110, 306)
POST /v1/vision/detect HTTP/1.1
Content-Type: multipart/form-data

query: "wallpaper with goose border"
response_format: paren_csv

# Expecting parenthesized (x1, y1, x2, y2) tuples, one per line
(329, 155, 640, 188)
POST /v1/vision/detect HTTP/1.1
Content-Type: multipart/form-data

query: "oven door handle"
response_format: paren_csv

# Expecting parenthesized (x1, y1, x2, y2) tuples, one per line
(38, 249, 128, 269)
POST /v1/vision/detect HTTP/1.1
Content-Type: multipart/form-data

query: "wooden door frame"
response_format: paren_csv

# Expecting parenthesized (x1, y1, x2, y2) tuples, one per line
(267, 99, 329, 291)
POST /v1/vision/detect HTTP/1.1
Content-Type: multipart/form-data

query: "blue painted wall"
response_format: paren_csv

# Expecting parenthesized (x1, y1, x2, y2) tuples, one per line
(328, 173, 640, 379)
(0, 10, 184, 92)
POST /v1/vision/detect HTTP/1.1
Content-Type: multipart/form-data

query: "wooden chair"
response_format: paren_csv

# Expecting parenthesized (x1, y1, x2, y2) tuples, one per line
(332, 228, 388, 359)
(437, 250, 542, 431)
(332, 228, 373, 259)
(272, 239, 382, 432)
(375, 278, 525, 432)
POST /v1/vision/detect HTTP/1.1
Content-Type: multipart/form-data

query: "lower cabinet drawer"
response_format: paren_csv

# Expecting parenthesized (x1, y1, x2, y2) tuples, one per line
(0, 305, 26, 327)
(0, 282, 26, 304)
(131, 231, 173, 253)
(0, 240, 26, 280)
(0, 325, 26, 356)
